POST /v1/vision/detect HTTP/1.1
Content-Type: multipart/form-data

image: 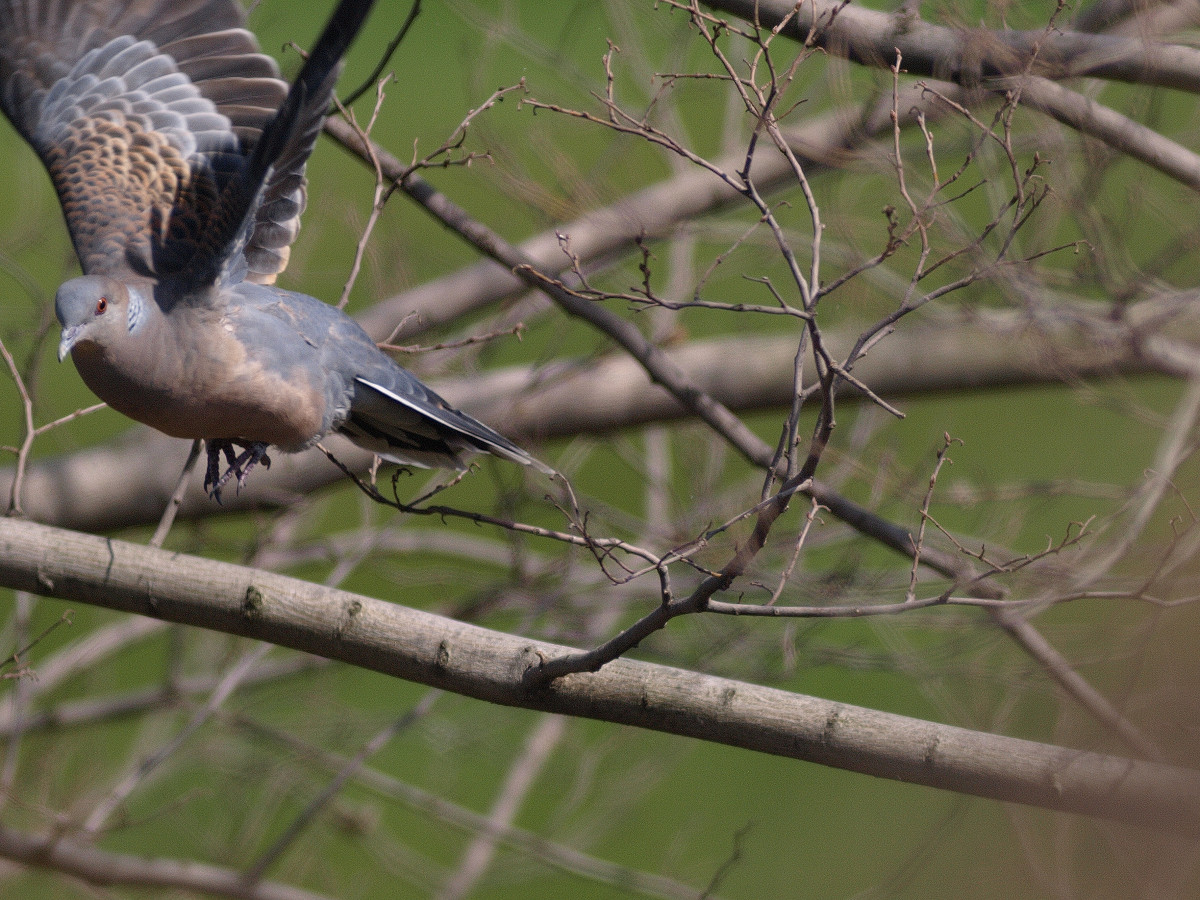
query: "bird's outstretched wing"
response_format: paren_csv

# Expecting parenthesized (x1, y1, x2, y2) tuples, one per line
(191, 0, 376, 290)
(0, 0, 373, 289)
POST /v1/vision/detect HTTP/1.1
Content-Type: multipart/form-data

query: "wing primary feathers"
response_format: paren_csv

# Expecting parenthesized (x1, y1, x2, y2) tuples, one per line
(202, 0, 377, 284)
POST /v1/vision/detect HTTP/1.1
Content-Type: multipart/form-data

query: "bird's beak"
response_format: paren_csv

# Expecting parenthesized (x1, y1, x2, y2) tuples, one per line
(57, 325, 82, 362)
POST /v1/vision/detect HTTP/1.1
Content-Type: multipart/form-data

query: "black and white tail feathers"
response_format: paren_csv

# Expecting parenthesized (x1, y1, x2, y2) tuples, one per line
(345, 376, 554, 475)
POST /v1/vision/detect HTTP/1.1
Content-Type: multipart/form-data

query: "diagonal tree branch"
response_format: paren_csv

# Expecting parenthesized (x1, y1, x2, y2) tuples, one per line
(0, 516, 1195, 835)
(706, 0, 1200, 93)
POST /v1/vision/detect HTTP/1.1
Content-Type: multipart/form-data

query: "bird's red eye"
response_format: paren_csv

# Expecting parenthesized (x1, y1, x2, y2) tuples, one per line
(95, 297, 107, 314)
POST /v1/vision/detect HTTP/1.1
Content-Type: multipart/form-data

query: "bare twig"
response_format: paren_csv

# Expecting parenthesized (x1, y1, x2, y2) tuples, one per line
(80, 641, 274, 836)
(335, 77, 394, 309)
(0, 336, 35, 517)
(149, 439, 203, 548)
(338, 0, 422, 108)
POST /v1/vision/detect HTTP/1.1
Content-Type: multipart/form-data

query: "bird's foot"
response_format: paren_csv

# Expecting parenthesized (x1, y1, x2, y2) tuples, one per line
(203, 440, 272, 502)
(232, 442, 272, 488)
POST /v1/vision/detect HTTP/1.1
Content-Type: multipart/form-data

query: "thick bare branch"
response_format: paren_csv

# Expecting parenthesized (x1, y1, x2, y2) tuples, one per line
(706, 0, 1200, 92)
(0, 517, 1195, 835)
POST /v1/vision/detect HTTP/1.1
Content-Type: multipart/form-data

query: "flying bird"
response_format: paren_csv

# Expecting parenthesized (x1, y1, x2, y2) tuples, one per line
(0, 0, 548, 500)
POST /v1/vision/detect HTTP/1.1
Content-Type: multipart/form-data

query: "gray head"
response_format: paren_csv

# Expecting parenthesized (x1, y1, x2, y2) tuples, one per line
(56, 276, 140, 362)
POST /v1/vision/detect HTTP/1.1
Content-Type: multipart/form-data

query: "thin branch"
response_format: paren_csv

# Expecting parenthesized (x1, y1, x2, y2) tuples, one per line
(0, 335, 34, 517)
(0, 823, 337, 900)
(338, 0, 422, 108)
(243, 692, 440, 883)
(149, 439, 203, 548)
(437, 713, 566, 900)
(335, 76, 395, 310)
(0, 608, 72, 679)
(80, 642, 274, 835)
(231, 712, 716, 900)
(908, 435, 960, 602)
(0, 656, 326, 738)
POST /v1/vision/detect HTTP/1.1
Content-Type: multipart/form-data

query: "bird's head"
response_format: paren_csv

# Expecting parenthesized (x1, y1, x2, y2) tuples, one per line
(55, 276, 143, 362)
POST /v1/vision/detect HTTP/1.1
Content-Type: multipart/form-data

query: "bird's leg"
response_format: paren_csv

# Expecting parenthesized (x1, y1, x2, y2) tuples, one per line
(203, 439, 270, 501)
(203, 439, 235, 502)
(221, 442, 241, 473)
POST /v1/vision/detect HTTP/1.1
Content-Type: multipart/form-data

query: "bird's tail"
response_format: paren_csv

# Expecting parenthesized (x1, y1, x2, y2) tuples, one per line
(344, 377, 555, 475)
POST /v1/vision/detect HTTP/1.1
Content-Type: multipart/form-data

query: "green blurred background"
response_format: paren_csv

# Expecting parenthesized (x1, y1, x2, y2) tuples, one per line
(0, 0, 1196, 897)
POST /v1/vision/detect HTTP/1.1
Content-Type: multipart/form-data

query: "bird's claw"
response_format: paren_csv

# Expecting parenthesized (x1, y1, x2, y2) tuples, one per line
(204, 439, 271, 502)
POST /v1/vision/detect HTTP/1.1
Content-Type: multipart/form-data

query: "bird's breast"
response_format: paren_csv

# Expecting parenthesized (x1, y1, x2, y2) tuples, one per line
(71, 315, 329, 451)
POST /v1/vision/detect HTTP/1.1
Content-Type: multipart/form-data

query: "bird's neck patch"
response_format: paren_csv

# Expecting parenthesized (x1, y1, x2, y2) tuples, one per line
(127, 287, 148, 334)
